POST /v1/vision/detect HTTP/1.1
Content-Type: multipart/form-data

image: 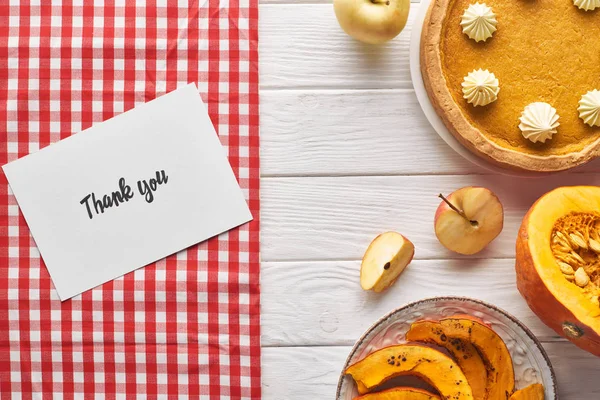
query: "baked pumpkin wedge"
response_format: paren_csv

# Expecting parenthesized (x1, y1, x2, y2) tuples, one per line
(516, 186, 600, 356)
(439, 317, 515, 400)
(345, 344, 473, 399)
(509, 383, 544, 400)
(406, 320, 487, 400)
(356, 387, 440, 400)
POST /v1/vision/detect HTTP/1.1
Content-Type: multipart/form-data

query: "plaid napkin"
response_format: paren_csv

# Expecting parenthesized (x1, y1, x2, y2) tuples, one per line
(0, 1, 260, 398)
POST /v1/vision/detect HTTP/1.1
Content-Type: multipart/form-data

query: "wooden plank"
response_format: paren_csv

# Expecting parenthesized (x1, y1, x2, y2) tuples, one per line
(260, 4, 419, 89)
(261, 89, 487, 177)
(544, 341, 600, 399)
(260, 89, 600, 177)
(262, 346, 347, 400)
(262, 342, 600, 400)
(261, 259, 557, 347)
(261, 174, 600, 262)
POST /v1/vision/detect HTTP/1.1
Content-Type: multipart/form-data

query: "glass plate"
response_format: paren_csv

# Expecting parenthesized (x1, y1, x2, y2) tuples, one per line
(336, 297, 557, 399)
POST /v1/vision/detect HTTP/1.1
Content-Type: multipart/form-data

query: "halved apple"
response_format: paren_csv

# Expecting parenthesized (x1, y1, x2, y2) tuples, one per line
(434, 187, 504, 255)
(360, 232, 415, 292)
(356, 387, 440, 399)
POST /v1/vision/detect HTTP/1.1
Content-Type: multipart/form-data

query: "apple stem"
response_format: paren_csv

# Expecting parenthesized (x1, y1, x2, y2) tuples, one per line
(371, 0, 391, 4)
(438, 194, 479, 227)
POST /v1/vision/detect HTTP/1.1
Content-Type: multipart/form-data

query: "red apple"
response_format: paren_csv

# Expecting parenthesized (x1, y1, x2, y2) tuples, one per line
(434, 187, 504, 255)
(360, 231, 415, 292)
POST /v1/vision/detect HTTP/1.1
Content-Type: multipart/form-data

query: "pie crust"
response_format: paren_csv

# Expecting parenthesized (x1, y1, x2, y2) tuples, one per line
(421, 0, 600, 172)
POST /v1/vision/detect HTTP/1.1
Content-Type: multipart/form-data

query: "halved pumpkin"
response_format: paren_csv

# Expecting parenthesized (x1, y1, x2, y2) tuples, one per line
(439, 317, 515, 400)
(509, 383, 544, 400)
(406, 321, 487, 400)
(356, 387, 440, 400)
(516, 186, 600, 356)
(345, 344, 473, 399)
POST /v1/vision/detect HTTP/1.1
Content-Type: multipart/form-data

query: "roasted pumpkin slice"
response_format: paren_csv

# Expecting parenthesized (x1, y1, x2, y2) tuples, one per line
(509, 383, 544, 400)
(516, 186, 600, 356)
(406, 321, 487, 400)
(439, 317, 515, 400)
(356, 387, 440, 399)
(345, 344, 473, 399)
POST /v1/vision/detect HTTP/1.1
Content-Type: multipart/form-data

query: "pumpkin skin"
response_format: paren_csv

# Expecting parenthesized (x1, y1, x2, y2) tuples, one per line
(345, 344, 473, 399)
(516, 186, 600, 356)
(355, 387, 440, 400)
(406, 321, 487, 400)
(509, 383, 544, 400)
(438, 317, 515, 400)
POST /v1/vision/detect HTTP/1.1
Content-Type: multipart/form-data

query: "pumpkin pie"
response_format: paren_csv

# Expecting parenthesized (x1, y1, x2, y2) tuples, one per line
(421, 0, 600, 172)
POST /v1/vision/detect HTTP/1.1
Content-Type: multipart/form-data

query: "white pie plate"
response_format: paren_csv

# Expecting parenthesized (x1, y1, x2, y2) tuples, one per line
(409, 0, 544, 177)
(336, 297, 557, 399)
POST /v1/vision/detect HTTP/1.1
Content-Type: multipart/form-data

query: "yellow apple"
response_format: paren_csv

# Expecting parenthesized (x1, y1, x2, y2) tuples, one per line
(360, 231, 415, 292)
(333, 0, 411, 44)
(434, 187, 504, 255)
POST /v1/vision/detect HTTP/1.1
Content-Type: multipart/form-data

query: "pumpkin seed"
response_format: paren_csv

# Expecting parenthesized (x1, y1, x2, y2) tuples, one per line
(575, 268, 590, 287)
(555, 231, 569, 242)
(555, 244, 573, 254)
(554, 232, 572, 249)
(552, 232, 564, 245)
(570, 251, 585, 264)
(590, 238, 600, 254)
(570, 232, 588, 250)
(558, 261, 575, 275)
(556, 253, 582, 267)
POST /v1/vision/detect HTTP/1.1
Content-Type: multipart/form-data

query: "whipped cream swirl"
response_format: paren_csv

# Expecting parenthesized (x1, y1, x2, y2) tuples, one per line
(573, 0, 600, 11)
(460, 3, 498, 42)
(579, 90, 600, 127)
(462, 69, 500, 107)
(519, 102, 560, 144)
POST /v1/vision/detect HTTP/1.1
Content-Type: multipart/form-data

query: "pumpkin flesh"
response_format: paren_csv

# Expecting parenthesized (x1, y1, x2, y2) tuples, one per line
(356, 387, 440, 400)
(406, 321, 487, 400)
(509, 383, 544, 400)
(516, 186, 600, 355)
(345, 344, 473, 399)
(438, 317, 515, 400)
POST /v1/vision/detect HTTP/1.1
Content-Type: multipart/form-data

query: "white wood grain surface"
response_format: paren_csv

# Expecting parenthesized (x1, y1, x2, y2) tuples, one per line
(259, 1, 600, 398)
(261, 259, 558, 347)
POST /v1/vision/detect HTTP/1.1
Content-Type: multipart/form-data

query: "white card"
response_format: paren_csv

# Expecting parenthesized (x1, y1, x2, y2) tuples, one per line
(3, 84, 253, 300)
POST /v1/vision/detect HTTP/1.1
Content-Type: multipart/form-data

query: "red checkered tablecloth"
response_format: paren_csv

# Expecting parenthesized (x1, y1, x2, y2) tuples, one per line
(0, 1, 260, 398)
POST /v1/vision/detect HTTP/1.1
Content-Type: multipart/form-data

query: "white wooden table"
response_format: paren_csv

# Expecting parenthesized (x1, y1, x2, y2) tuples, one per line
(258, 1, 600, 398)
